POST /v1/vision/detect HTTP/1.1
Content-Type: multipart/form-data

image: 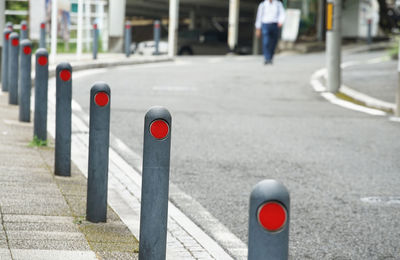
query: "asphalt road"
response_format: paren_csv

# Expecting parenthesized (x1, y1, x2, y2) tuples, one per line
(72, 52, 400, 259)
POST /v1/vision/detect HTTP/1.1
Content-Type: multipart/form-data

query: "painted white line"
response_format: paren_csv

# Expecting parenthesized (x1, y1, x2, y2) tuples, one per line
(320, 92, 386, 116)
(311, 68, 387, 116)
(360, 197, 400, 205)
(340, 85, 395, 112)
(46, 69, 243, 259)
(389, 116, 400, 122)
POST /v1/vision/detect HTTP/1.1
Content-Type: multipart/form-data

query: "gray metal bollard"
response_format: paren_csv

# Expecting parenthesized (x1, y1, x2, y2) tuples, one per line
(40, 22, 46, 49)
(6, 22, 13, 31)
(54, 63, 72, 177)
(92, 23, 98, 60)
(20, 20, 28, 40)
(248, 179, 290, 260)
(124, 22, 131, 57)
(18, 39, 32, 122)
(1, 28, 11, 92)
(8, 32, 19, 105)
(139, 106, 172, 260)
(154, 20, 161, 55)
(367, 19, 372, 45)
(86, 83, 111, 223)
(34, 49, 49, 141)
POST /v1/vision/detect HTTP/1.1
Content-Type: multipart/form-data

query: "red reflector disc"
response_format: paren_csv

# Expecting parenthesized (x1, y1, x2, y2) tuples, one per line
(12, 38, 19, 46)
(21, 24, 27, 31)
(125, 25, 131, 29)
(5, 33, 10, 40)
(258, 202, 287, 232)
(150, 120, 169, 139)
(94, 92, 109, 107)
(23, 46, 31, 55)
(41, 23, 46, 29)
(38, 56, 48, 66)
(60, 69, 71, 81)
(93, 24, 97, 29)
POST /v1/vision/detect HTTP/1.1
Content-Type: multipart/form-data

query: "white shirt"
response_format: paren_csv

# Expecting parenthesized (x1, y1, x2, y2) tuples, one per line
(255, 0, 285, 29)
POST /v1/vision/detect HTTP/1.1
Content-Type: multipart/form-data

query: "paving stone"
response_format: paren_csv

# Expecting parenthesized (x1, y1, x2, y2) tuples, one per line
(11, 249, 97, 260)
(3, 215, 74, 224)
(0, 248, 12, 259)
(9, 239, 91, 251)
(7, 231, 86, 241)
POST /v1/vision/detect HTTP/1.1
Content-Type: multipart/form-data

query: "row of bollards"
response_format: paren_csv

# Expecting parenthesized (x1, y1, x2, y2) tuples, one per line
(0, 21, 291, 260)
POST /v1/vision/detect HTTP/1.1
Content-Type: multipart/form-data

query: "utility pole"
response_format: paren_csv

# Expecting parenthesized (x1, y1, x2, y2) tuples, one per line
(326, 0, 342, 93)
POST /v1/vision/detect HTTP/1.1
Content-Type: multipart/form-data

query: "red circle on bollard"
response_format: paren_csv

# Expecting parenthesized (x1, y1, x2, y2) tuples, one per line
(155, 23, 160, 29)
(94, 92, 109, 107)
(125, 24, 131, 29)
(23, 46, 31, 55)
(257, 202, 287, 232)
(60, 69, 71, 81)
(12, 38, 19, 46)
(150, 120, 169, 139)
(21, 24, 27, 31)
(5, 33, 10, 40)
(93, 24, 97, 30)
(41, 23, 46, 29)
(38, 56, 48, 66)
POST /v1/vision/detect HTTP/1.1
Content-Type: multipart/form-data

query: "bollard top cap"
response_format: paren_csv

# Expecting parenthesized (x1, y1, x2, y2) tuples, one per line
(250, 180, 290, 209)
(3, 28, 12, 35)
(145, 107, 171, 140)
(91, 82, 111, 107)
(35, 48, 49, 57)
(9, 32, 19, 39)
(20, 39, 32, 47)
(56, 62, 72, 72)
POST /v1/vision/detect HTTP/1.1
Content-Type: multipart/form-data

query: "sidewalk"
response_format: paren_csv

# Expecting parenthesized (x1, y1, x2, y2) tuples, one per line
(0, 92, 139, 259)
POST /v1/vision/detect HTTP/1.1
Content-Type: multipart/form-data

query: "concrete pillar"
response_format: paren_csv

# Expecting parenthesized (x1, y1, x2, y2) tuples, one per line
(168, 0, 180, 57)
(326, 0, 342, 94)
(50, 0, 58, 62)
(189, 9, 196, 30)
(77, 0, 84, 59)
(108, 0, 126, 52)
(228, 0, 240, 51)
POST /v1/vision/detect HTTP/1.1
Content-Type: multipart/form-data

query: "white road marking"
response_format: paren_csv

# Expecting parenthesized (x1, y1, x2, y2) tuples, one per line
(360, 197, 400, 205)
(46, 68, 245, 259)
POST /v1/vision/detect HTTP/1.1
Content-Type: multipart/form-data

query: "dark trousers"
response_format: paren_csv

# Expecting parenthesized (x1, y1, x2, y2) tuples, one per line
(262, 23, 279, 62)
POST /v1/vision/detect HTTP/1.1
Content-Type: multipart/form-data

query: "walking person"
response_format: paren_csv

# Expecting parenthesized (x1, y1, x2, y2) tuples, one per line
(255, 0, 285, 65)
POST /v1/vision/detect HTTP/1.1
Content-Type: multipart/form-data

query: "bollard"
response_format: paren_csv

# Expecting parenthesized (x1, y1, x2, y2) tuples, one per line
(124, 21, 132, 57)
(18, 39, 32, 122)
(154, 20, 161, 55)
(1, 28, 11, 92)
(92, 23, 98, 60)
(8, 32, 19, 105)
(20, 20, 28, 40)
(40, 22, 46, 49)
(86, 83, 111, 223)
(54, 63, 72, 177)
(6, 22, 13, 31)
(367, 19, 372, 45)
(248, 180, 290, 260)
(34, 49, 49, 141)
(139, 106, 172, 260)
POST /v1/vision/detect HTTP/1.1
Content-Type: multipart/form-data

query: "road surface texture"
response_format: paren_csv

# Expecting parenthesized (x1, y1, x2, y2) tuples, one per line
(72, 51, 400, 259)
